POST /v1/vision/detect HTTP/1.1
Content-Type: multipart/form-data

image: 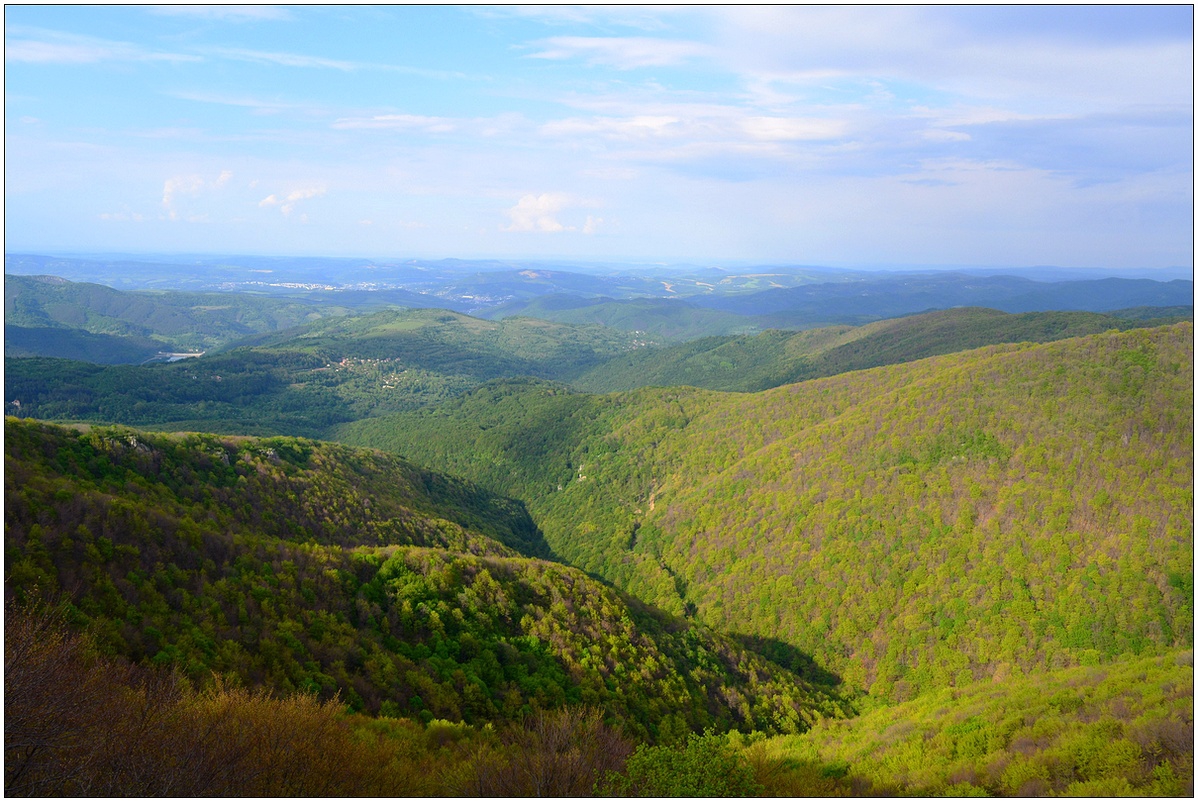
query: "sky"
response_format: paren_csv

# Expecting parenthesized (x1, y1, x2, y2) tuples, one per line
(4, 5, 1194, 269)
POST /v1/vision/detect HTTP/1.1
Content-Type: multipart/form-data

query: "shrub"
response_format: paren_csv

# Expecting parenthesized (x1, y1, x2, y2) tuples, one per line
(600, 730, 762, 797)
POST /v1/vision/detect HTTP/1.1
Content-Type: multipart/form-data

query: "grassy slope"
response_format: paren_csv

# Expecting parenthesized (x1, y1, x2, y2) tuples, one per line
(336, 324, 1194, 703)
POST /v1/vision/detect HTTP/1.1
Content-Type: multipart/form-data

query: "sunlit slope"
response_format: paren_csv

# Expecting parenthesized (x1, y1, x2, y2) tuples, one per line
(4, 418, 549, 559)
(644, 324, 1193, 699)
(750, 650, 1193, 796)
(4, 418, 847, 740)
(339, 324, 1194, 701)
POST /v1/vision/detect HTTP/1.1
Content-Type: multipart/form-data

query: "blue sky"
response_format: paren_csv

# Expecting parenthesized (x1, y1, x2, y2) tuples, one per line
(4, 5, 1193, 268)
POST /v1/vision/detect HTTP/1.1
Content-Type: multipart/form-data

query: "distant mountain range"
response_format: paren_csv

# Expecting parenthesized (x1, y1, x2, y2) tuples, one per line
(6, 264, 1193, 363)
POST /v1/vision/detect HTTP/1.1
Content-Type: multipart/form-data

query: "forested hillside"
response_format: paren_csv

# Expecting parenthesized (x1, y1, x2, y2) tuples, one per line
(10, 304, 1191, 441)
(487, 295, 765, 340)
(747, 650, 1193, 797)
(689, 273, 1194, 322)
(4, 308, 654, 437)
(4, 418, 846, 743)
(5, 308, 1193, 796)
(4, 274, 356, 354)
(573, 306, 1194, 392)
(5, 324, 165, 365)
(337, 323, 1194, 703)
(226, 307, 651, 381)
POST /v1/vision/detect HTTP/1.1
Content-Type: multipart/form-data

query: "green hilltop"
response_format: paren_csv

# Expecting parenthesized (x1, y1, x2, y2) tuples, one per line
(3, 307, 657, 437)
(7, 303, 1189, 440)
(573, 306, 1195, 393)
(5, 273, 357, 353)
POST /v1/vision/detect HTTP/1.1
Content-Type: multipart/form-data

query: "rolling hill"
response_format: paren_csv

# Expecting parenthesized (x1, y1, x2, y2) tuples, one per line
(5, 315, 1192, 796)
(4, 417, 847, 741)
(486, 295, 767, 340)
(4, 273, 358, 356)
(485, 274, 1194, 337)
(336, 323, 1194, 703)
(572, 306, 1195, 393)
(689, 273, 1194, 323)
(3, 308, 656, 437)
(4, 324, 165, 365)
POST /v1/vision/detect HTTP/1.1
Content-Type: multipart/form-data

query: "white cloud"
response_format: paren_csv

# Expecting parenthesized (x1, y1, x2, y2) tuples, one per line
(913, 106, 1062, 128)
(739, 116, 847, 141)
(203, 46, 359, 71)
(529, 36, 713, 69)
(4, 28, 199, 64)
(541, 115, 681, 139)
(331, 114, 458, 133)
(259, 186, 327, 216)
(504, 193, 570, 232)
(169, 90, 327, 116)
(162, 175, 204, 220)
(493, 6, 675, 31)
(161, 170, 234, 220)
(147, 5, 292, 21)
(502, 194, 603, 234)
(922, 129, 971, 143)
(704, 7, 1193, 111)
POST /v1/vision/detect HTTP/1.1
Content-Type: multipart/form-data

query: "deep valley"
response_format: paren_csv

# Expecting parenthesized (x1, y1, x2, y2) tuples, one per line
(4, 259, 1193, 796)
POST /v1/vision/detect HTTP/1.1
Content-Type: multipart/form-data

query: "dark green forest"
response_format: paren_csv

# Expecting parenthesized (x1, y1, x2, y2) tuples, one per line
(572, 306, 1194, 392)
(4, 279, 1193, 797)
(5, 273, 357, 353)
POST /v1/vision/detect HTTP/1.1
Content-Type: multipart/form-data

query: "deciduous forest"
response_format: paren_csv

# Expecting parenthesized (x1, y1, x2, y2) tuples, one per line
(4, 270, 1193, 796)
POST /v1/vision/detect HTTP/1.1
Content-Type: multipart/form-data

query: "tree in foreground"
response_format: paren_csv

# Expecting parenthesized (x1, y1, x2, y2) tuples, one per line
(599, 730, 763, 797)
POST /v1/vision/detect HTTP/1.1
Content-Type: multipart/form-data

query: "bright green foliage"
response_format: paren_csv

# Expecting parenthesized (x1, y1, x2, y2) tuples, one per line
(4, 417, 544, 557)
(339, 324, 1194, 701)
(600, 730, 763, 797)
(4, 418, 847, 740)
(751, 650, 1194, 797)
(6, 309, 1194, 796)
